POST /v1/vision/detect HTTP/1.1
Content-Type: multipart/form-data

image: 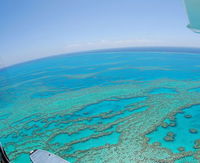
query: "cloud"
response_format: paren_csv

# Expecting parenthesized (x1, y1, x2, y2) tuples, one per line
(63, 39, 163, 53)
(1, 38, 200, 68)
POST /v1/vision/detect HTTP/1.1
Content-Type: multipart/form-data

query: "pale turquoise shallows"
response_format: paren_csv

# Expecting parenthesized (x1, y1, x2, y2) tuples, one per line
(1, 47, 200, 162)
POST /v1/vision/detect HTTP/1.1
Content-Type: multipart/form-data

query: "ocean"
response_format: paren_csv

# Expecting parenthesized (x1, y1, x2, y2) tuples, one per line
(1, 47, 200, 162)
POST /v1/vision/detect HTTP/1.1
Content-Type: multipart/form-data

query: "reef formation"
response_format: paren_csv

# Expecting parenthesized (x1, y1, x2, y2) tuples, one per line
(1, 49, 200, 162)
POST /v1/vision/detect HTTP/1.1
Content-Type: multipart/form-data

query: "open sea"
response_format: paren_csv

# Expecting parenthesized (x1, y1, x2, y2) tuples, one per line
(1, 47, 200, 162)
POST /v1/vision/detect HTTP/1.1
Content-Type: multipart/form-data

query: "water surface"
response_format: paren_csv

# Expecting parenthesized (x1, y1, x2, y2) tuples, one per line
(1, 47, 200, 162)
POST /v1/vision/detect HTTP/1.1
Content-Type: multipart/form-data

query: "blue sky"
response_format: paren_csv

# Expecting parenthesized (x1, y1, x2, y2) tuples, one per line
(0, 0, 200, 67)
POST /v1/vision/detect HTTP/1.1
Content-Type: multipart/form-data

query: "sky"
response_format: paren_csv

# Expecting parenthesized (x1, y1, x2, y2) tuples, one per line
(0, 0, 200, 67)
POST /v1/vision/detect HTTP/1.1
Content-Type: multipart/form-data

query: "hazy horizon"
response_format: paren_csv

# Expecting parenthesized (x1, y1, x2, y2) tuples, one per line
(1, 46, 200, 70)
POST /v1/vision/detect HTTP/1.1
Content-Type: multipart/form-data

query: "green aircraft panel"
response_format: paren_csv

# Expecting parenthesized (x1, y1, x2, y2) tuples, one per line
(184, 0, 200, 33)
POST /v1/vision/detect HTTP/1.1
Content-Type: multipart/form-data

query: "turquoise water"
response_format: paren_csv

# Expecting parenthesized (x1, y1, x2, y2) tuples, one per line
(147, 104, 200, 153)
(1, 47, 200, 162)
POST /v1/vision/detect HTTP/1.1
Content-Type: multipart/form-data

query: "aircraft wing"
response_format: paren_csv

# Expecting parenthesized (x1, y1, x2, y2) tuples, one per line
(184, 0, 200, 33)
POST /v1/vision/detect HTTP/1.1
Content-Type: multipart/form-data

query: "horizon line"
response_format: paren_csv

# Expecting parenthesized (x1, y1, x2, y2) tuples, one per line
(1, 46, 200, 71)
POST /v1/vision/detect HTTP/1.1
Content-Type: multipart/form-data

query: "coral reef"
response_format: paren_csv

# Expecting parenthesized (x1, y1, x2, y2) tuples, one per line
(194, 139, 200, 149)
(161, 122, 169, 128)
(1, 50, 200, 162)
(164, 132, 175, 142)
(189, 128, 198, 134)
(177, 147, 185, 152)
(184, 114, 192, 118)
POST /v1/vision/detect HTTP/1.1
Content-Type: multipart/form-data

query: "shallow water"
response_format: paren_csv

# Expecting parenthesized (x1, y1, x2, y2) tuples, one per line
(147, 104, 200, 152)
(1, 47, 200, 162)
